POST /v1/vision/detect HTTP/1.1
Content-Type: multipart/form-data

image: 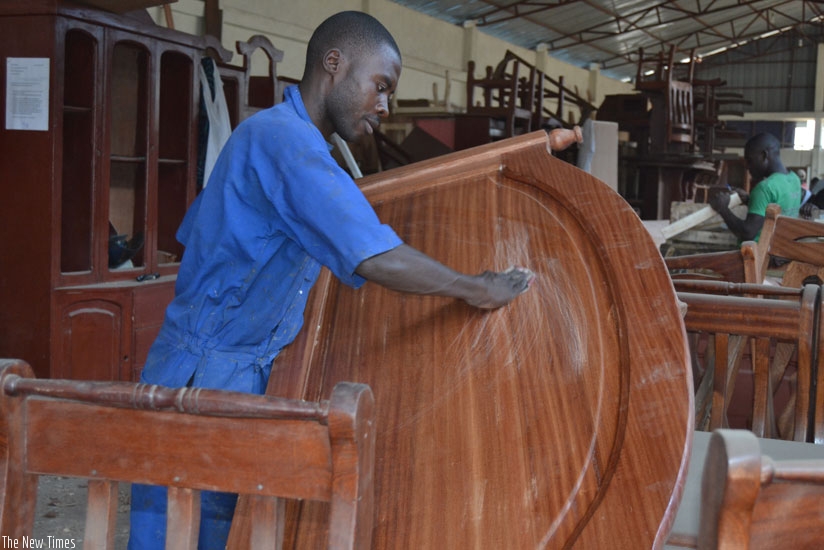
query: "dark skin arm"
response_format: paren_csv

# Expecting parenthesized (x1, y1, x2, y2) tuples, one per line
(355, 244, 534, 309)
(709, 189, 763, 242)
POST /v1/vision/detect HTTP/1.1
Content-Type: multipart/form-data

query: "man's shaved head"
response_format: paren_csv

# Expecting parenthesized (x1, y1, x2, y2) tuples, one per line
(745, 132, 780, 156)
(744, 132, 785, 183)
(304, 11, 401, 71)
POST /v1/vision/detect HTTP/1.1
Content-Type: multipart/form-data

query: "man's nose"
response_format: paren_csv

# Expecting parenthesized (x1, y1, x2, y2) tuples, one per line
(377, 97, 389, 118)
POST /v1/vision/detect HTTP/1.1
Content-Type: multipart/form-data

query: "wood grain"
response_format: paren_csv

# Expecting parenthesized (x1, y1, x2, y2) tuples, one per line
(699, 429, 824, 549)
(1, 360, 375, 549)
(263, 132, 693, 549)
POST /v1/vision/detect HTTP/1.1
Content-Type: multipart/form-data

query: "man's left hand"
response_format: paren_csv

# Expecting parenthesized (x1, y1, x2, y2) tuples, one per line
(709, 189, 730, 212)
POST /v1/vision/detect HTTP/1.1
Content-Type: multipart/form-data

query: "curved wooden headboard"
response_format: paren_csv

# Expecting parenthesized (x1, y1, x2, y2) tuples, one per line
(263, 131, 693, 549)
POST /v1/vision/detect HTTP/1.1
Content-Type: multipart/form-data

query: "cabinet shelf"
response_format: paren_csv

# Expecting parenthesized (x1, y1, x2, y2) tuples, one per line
(63, 105, 93, 113)
(110, 155, 147, 162)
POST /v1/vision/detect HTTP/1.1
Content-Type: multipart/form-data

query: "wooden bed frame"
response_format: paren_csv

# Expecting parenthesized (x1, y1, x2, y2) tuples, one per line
(231, 130, 695, 548)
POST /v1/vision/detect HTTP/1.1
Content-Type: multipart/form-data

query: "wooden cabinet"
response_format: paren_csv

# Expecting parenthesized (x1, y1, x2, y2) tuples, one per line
(51, 280, 174, 381)
(0, 1, 211, 380)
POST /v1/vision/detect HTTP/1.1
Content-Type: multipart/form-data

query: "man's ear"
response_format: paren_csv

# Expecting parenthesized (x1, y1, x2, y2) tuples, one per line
(322, 48, 343, 76)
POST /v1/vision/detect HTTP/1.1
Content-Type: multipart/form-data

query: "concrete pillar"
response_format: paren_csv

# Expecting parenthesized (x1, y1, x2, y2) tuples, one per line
(462, 19, 478, 68)
(535, 42, 550, 74)
(587, 62, 600, 107)
(814, 44, 824, 175)
(815, 43, 824, 112)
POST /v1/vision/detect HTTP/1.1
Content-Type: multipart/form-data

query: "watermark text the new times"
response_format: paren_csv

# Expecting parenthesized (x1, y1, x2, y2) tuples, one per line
(2, 536, 76, 549)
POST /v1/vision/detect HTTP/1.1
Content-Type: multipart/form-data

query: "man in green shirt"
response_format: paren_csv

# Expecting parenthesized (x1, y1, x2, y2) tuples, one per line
(709, 132, 801, 242)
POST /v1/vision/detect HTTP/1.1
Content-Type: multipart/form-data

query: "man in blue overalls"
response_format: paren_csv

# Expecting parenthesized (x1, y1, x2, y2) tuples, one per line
(128, 10, 533, 548)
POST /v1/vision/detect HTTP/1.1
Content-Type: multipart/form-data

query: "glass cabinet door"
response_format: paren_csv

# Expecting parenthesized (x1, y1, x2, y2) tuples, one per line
(108, 40, 148, 272)
(60, 28, 97, 275)
(157, 50, 193, 266)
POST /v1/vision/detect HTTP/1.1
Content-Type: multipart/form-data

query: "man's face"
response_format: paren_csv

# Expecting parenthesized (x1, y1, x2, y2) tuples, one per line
(744, 147, 767, 183)
(326, 44, 401, 142)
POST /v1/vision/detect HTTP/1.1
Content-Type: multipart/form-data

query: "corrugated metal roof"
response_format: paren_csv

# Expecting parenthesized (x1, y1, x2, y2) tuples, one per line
(390, 0, 824, 83)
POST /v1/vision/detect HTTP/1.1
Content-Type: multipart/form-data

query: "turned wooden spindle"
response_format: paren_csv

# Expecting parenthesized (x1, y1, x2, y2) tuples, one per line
(548, 125, 583, 151)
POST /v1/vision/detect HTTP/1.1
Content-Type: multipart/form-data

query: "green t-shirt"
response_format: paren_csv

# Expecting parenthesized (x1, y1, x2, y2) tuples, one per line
(748, 171, 801, 241)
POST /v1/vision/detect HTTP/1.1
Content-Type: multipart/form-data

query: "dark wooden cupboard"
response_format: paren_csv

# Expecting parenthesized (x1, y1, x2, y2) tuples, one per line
(0, 1, 211, 380)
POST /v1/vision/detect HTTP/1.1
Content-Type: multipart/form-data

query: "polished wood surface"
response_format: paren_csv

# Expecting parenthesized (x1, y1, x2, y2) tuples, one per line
(255, 132, 693, 548)
(699, 429, 824, 549)
(0, 358, 375, 549)
(668, 429, 824, 548)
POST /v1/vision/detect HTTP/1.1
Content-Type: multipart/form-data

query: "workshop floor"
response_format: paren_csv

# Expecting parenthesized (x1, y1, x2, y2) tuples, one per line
(33, 476, 131, 548)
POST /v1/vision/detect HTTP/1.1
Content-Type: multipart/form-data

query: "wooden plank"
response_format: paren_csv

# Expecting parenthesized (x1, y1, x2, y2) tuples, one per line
(84, 480, 118, 549)
(166, 487, 200, 550)
(661, 193, 742, 241)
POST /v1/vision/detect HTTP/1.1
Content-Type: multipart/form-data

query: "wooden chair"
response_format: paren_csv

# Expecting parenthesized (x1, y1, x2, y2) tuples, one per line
(489, 50, 595, 130)
(693, 79, 752, 154)
(205, 34, 284, 128)
(465, 59, 532, 139)
(677, 284, 819, 442)
(633, 44, 696, 154)
(748, 206, 824, 287)
(667, 204, 824, 286)
(699, 429, 824, 549)
(635, 45, 673, 91)
(670, 205, 824, 444)
(668, 80, 694, 146)
(0, 358, 375, 549)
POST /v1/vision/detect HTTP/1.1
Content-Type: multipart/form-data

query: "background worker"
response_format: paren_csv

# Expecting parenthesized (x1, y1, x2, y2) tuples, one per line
(128, 10, 533, 549)
(710, 132, 801, 242)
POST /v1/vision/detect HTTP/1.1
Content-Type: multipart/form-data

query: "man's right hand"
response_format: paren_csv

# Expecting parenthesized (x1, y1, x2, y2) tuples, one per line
(356, 244, 534, 310)
(463, 267, 535, 309)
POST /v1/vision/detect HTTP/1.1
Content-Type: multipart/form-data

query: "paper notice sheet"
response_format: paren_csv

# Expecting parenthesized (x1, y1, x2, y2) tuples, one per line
(5, 57, 50, 131)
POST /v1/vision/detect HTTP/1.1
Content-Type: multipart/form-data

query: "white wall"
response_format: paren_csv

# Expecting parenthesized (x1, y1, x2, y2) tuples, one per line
(149, 0, 634, 110)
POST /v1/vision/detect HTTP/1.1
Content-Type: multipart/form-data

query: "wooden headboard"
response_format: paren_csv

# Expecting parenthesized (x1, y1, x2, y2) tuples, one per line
(236, 131, 694, 548)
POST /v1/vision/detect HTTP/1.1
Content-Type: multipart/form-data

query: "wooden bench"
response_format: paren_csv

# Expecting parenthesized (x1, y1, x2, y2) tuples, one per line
(0, 358, 375, 549)
(677, 283, 820, 441)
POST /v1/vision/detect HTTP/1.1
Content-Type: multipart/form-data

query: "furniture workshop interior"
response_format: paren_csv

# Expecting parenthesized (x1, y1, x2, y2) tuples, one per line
(2, 1, 824, 549)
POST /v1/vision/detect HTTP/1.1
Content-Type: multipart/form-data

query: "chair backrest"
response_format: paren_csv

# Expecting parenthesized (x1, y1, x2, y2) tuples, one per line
(466, 58, 534, 138)
(0, 359, 375, 549)
(466, 60, 520, 111)
(667, 80, 694, 145)
(677, 285, 819, 442)
(665, 203, 781, 284)
(205, 34, 284, 128)
(699, 429, 824, 549)
(764, 208, 824, 287)
(738, 203, 824, 288)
